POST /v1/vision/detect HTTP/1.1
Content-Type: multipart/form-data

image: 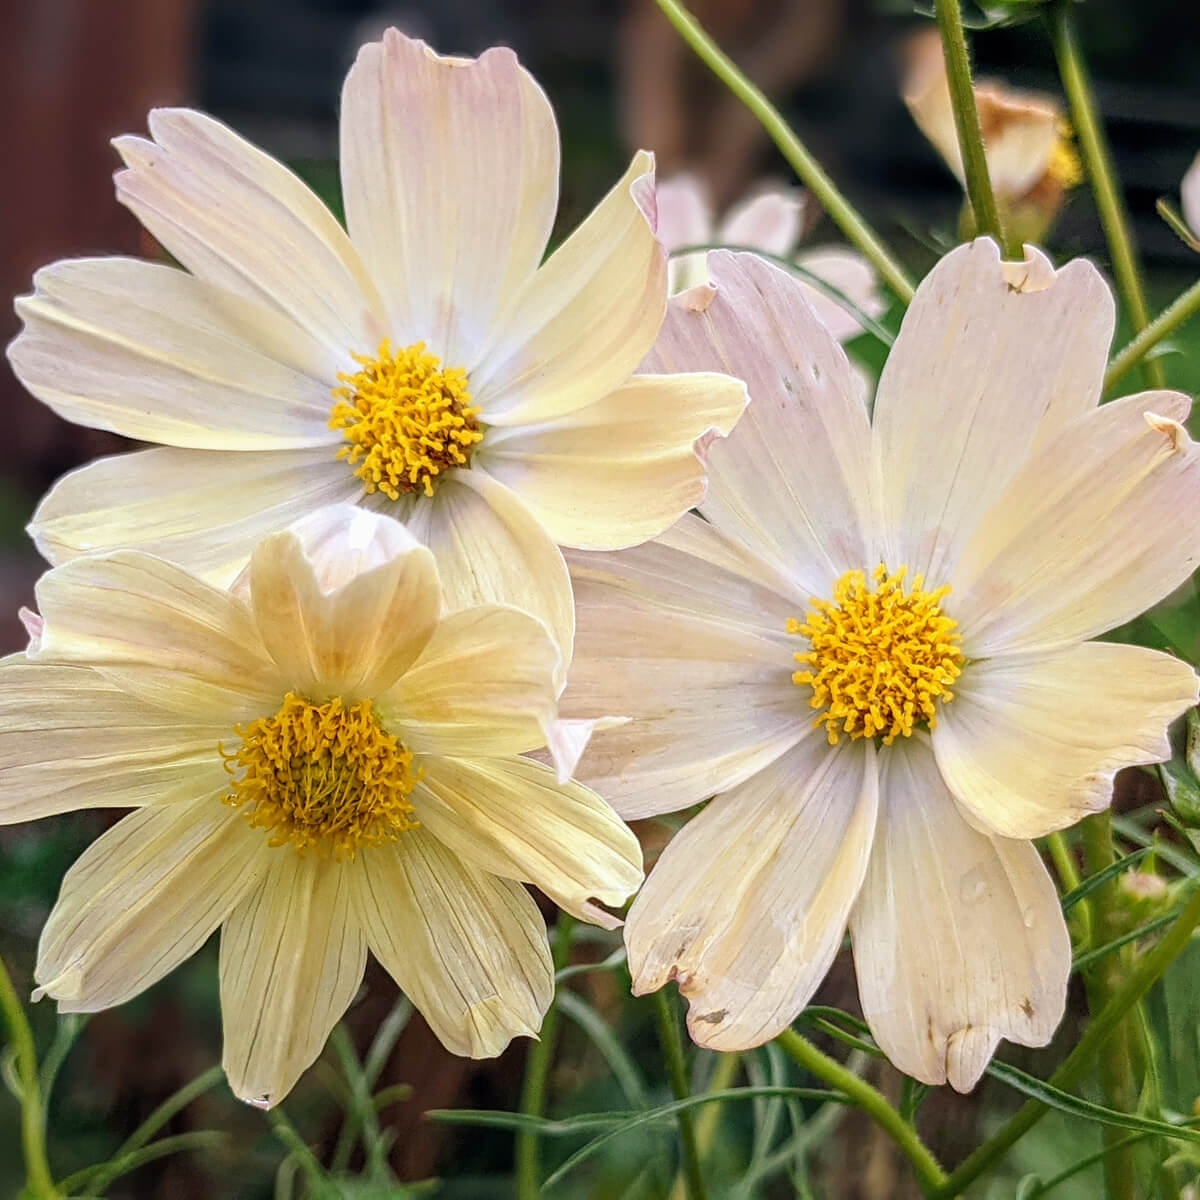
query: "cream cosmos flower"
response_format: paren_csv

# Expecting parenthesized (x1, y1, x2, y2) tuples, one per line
(0, 505, 642, 1107)
(1182, 152, 1200, 242)
(562, 240, 1200, 1091)
(656, 173, 883, 342)
(7, 30, 747, 674)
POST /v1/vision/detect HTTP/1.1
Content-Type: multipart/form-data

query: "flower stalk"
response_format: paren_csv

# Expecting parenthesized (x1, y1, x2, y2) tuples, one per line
(1105, 275, 1200, 389)
(654, 988, 709, 1200)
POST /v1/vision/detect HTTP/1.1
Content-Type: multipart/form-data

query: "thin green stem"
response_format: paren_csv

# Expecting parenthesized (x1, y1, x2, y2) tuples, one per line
(0, 956, 59, 1200)
(654, 0, 915, 303)
(936, 885, 1200, 1198)
(515, 914, 575, 1200)
(933, 0, 1006, 250)
(1051, 1, 1165, 389)
(653, 989, 708, 1200)
(1106, 275, 1200, 389)
(1046, 830, 1095, 952)
(774, 1028, 947, 1196)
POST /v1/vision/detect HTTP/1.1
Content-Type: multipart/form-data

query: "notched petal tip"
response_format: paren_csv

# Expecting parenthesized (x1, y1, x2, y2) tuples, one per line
(676, 279, 719, 313)
(1146, 411, 1192, 452)
(18, 606, 44, 652)
(1000, 244, 1057, 293)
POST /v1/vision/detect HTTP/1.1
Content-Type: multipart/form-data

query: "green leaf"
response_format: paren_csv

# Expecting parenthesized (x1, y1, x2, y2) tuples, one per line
(1072, 905, 1186, 973)
(1059, 845, 1153, 912)
(1160, 758, 1200, 827)
(556, 990, 652, 1110)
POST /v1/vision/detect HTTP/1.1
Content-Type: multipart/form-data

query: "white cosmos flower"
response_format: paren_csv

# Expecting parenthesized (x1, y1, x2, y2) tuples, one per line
(1182, 152, 1200, 241)
(0, 504, 642, 1108)
(656, 173, 883, 342)
(6, 30, 747, 678)
(562, 240, 1200, 1091)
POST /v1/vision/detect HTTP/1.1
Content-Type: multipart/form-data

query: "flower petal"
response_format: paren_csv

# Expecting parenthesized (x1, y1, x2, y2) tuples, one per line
(414, 756, 642, 928)
(626, 737, 877, 1051)
(221, 852, 367, 1107)
(656, 173, 714, 294)
(1184, 151, 1200, 238)
(480, 370, 746, 550)
(471, 151, 666, 426)
(114, 108, 384, 359)
(339, 31, 559, 368)
(351, 829, 552, 1058)
(850, 735, 1070, 1092)
(30, 445, 360, 587)
(951, 390, 1200, 654)
(10, 258, 338, 448)
(791, 246, 885, 344)
(32, 552, 281, 720)
(934, 643, 1198, 839)
(35, 799, 264, 1011)
(718, 188, 805, 257)
(873, 239, 1115, 585)
(642, 248, 875, 600)
(0, 662, 228, 822)
(248, 511, 440, 699)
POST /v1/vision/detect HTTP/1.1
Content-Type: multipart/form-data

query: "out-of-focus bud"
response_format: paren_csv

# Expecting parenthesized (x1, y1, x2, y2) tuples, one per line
(903, 29, 1081, 245)
(1182, 152, 1200, 242)
(1111, 867, 1173, 934)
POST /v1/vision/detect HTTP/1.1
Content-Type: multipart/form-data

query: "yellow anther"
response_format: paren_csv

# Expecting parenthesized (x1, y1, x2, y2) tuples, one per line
(330, 339, 482, 499)
(222, 692, 420, 859)
(788, 565, 965, 746)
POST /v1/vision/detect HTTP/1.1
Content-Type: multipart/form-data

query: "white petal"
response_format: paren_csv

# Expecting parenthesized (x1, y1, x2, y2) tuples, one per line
(115, 108, 384, 359)
(656, 174, 714, 294)
(791, 246, 885, 344)
(642, 249, 875, 600)
(0, 662, 228, 822)
(470, 151, 666, 426)
(951, 390, 1200, 654)
(626, 737, 877, 1050)
(10, 258, 338, 448)
(248, 518, 440, 699)
(873, 239, 1115, 585)
(351, 830, 552, 1058)
(934, 643, 1199, 839)
(717, 186, 805, 257)
(30, 445, 360, 587)
(339, 31, 559, 367)
(414, 756, 642, 928)
(850, 735, 1070, 1092)
(480, 370, 746, 550)
(35, 799, 264, 1011)
(221, 852, 367, 1107)
(1183, 152, 1200, 238)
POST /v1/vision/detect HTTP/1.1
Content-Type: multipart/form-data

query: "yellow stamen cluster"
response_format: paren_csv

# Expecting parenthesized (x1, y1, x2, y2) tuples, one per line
(788, 565, 964, 745)
(330, 339, 483, 499)
(222, 692, 420, 859)
(1048, 122, 1083, 190)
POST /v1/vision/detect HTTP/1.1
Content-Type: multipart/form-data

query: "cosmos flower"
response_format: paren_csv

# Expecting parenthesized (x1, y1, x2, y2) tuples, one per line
(1181, 151, 1200, 243)
(7, 30, 746, 675)
(655, 173, 883, 342)
(562, 240, 1200, 1090)
(0, 505, 642, 1107)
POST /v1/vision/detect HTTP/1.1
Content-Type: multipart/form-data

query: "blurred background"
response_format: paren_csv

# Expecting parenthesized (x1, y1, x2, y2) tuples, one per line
(2, 1, 1200, 1196)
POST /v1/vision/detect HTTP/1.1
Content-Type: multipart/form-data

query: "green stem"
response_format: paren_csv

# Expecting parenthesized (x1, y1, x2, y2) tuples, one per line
(0, 956, 59, 1200)
(1051, 1, 1165, 390)
(654, 0, 916, 304)
(515, 914, 575, 1200)
(653, 989, 708, 1200)
(1105, 275, 1200, 389)
(933, 0, 1006, 251)
(775, 1028, 947, 1195)
(936, 885, 1200, 1198)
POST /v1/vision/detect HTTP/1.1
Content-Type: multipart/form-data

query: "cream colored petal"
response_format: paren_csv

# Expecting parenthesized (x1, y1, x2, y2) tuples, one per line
(903, 31, 964, 180)
(656, 174, 713, 294)
(10, 258, 338, 448)
(850, 735, 1070, 1092)
(405, 470, 574, 679)
(643, 249, 875, 599)
(115, 108, 384, 359)
(791, 246, 885, 344)
(480, 371, 746, 550)
(248, 514, 440, 700)
(0, 662, 228, 822)
(626, 737, 877, 1051)
(718, 187, 805, 257)
(873, 239, 1115, 586)
(563, 548, 805, 818)
(974, 84, 1059, 198)
(30, 445, 359, 588)
(339, 31, 559, 367)
(35, 799, 265, 1012)
(934, 643, 1198, 840)
(1183, 152, 1200, 238)
(471, 151, 666, 426)
(220, 852, 367, 1107)
(952, 390, 1200, 654)
(32, 552, 281, 721)
(413, 756, 642, 928)
(352, 829, 552, 1058)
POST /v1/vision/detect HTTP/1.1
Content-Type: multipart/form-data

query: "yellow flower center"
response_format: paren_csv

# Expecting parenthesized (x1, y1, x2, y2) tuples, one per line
(329, 339, 483, 499)
(1048, 122, 1083, 190)
(221, 692, 420, 859)
(787, 565, 964, 746)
